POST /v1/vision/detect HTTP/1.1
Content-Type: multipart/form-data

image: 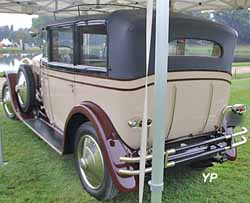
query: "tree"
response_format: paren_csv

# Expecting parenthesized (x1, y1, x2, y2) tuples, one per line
(196, 9, 250, 44)
(0, 26, 10, 40)
(32, 15, 54, 31)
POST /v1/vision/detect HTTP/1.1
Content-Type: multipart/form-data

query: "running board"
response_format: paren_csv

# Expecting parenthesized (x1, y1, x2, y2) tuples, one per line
(5, 72, 63, 155)
(23, 118, 63, 154)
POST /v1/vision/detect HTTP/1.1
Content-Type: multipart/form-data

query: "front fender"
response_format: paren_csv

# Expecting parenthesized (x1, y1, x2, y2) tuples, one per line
(63, 101, 138, 193)
(20, 57, 33, 66)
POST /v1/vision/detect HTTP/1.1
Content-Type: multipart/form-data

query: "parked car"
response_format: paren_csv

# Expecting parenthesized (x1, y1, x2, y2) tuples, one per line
(2, 9, 248, 201)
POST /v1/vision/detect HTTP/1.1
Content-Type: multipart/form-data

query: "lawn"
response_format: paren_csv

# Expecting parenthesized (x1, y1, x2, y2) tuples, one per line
(233, 62, 250, 67)
(0, 76, 250, 203)
(0, 47, 41, 54)
(233, 73, 250, 79)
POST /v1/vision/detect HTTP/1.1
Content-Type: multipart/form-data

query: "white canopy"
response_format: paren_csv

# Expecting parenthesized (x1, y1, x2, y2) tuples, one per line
(0, 0, 250, 15)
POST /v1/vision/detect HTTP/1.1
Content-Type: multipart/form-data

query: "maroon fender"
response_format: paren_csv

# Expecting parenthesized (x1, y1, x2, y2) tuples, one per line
(226, 148, 237, 161)
(63, 101, 138, 193)
(5, 72, 33, 120)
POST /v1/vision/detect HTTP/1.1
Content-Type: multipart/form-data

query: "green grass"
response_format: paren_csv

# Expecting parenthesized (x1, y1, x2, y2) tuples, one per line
(233, 62, 250, 67)
(0, 47, 22, 52)
(0, 47, 41, 53)
(0, 76, 250, 203)
(233, 73, 250, 79)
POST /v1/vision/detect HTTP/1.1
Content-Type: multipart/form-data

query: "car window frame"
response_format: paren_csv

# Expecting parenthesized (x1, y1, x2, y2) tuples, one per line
(48, 23, 76, 68)
(169, 38, 223, 58)
(76, 20, 108, 74)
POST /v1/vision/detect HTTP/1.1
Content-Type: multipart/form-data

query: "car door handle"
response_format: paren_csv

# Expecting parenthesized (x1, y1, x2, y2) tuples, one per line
(67, 84, 74, 87)
(68, 84, 74, 92)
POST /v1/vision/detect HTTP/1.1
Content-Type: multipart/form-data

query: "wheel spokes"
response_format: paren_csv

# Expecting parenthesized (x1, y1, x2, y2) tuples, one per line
(77, 135, 105, 189)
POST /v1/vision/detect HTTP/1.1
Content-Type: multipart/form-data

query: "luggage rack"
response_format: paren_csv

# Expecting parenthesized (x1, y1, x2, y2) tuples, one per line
(119, 127, 248, 176)
(53, 3, 145, 18)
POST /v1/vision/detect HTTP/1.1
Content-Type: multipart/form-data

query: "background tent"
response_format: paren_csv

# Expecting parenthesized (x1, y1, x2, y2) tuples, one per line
(0, 1, 249, 203)
(0, 39, 13, 47)
(0, 0, 249, 15)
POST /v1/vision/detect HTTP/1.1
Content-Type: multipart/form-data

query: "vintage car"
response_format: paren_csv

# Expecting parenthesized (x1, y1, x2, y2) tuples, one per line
(2, 9, 248, 201)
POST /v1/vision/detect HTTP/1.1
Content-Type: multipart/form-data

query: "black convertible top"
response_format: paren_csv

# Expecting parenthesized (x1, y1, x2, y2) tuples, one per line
(48, 9, 237, 80)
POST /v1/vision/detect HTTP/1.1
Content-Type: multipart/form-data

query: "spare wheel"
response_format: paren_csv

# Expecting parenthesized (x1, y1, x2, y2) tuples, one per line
(16, 65, 35, 113)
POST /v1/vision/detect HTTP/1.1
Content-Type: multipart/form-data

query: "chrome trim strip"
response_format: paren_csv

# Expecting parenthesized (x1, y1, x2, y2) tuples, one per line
(232, 136, 247, 148)
(118, 161, 176, 176)
(75, 65, 107, 73)
(228, 127, 248, 139)
(48, 62, 107, 73)
(119, 148, 176, 163)
(222, 104, 247, 115)
(48, 62, 75, 69)
(76, 19, 106, 26)
(223, 105, 232, 115)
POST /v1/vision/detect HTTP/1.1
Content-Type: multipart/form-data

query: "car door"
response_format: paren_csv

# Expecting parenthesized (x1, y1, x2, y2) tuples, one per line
(40, 57, 54, 123)
(47, 25, 75, 130)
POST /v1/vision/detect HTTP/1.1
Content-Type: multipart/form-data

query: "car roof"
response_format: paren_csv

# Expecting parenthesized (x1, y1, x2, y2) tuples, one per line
(47, 9, 237, 37)
(47, 9, 237, 80)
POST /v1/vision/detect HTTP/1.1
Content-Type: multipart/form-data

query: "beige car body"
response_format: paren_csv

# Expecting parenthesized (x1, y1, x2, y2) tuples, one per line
(34, 55, 231, 149)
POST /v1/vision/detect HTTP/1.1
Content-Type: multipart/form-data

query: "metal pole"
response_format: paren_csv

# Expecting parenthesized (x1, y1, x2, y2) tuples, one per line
(150, 0, 170, 202)
(0, 115, 4, 166)
(55, 0, 58, 11)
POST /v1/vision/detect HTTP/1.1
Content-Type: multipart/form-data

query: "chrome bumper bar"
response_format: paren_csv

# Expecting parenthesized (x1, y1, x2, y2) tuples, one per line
(119, 127, 248, 176)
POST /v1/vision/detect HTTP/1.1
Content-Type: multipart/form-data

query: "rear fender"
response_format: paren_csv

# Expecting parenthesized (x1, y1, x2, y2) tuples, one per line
(63, 101, 138, 192)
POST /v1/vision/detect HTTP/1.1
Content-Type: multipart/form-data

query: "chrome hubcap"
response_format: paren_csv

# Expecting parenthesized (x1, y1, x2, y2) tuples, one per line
(3, 85, 15, 117)
(78, 135, 105, 189)
(16, 71, 28, 106)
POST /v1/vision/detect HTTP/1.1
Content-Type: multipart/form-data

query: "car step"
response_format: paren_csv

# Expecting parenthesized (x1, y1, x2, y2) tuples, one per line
(23, 118, 63, 154)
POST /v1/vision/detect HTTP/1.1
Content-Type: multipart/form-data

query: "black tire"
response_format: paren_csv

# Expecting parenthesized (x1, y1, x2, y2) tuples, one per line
(2, 81, 16, 119)
(74, 122, 118, 201)
(16, 65, 35, 113)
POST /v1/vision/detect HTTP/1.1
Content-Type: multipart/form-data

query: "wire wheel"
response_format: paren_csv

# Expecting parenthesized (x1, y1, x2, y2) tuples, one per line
(2, 81, 15, 119)
(16, 71, 28, 107)
(74, 122, 118, 201)
(15, 65, 35, 113)
(77, 134, 105, 190)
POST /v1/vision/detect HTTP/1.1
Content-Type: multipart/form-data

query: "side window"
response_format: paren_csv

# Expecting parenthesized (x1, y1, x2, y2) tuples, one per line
(51, 27, 73, 64)
(169, 39, 222, 57)
(80, 24, 107, 69)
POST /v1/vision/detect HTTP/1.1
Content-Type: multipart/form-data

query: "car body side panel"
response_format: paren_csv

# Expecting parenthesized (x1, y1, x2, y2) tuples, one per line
(73, 71, 231, 149)
(41, 68, 231, 149)
(47, 68, 75, 129)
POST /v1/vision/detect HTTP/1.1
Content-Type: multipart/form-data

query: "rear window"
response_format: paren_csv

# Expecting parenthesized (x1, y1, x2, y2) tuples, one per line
(169, 39, 222, 57)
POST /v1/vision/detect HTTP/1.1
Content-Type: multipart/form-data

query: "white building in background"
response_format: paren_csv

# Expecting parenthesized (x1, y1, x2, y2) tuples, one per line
(0, 38, 13, 47)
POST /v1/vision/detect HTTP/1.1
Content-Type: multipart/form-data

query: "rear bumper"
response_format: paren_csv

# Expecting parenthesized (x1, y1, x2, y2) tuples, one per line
(119, 127, 248, 176)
